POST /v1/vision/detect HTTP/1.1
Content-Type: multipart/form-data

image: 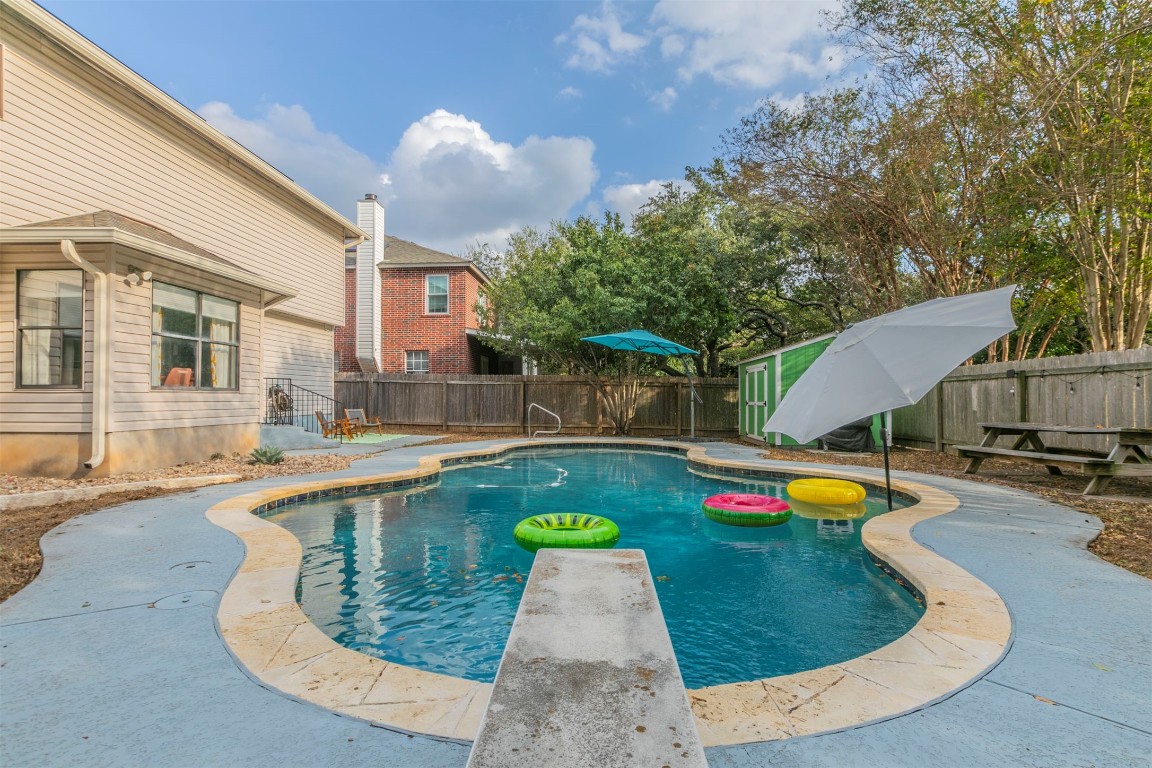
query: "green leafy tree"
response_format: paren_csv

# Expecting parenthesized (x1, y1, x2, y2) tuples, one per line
(633, 165, 869, 370)
(478, 215, 656, 434)
(629, 170, 781, 376)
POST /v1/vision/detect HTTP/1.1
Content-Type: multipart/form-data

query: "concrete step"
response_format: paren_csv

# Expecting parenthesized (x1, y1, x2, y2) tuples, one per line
(258, 424, 337, 450)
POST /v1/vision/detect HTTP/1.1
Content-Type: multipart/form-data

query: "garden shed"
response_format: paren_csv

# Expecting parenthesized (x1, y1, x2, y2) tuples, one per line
(738, 334, 883, 447)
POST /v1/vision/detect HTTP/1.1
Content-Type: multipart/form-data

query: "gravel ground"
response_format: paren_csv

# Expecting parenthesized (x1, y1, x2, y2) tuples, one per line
(1, 438, 1147, 603)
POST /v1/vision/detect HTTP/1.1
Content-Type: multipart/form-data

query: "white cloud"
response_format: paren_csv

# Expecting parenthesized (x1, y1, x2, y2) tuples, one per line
(650, 86, 678, 111)
(602, 179, 679, 224)
(651, 1, 844, 89)
(385, 110, 598, 253)
(557, 86, 584, 100)
(201, 102, 598, 255)
(770, 92, 808, 113)
(199, 101, 387, 212)
(660, 34, 686, 59)
(557, 1, 649, 73)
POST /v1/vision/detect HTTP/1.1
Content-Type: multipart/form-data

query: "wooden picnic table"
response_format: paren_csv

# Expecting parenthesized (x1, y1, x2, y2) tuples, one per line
(956, 422, 1152, 495)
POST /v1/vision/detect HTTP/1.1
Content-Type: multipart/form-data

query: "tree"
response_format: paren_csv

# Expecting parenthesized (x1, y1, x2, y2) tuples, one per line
(833, 0, 1152, 351)
(628, 168, 801, 375)
(478, 215, 657, 434)
(725, 91, 912, 316)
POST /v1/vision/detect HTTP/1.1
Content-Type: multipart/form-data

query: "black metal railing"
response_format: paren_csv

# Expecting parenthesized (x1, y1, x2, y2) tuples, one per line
(264, 378, 344, 435)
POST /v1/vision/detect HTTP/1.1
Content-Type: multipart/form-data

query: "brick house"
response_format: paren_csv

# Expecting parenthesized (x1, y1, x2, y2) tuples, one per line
(336, 195, 522, 376)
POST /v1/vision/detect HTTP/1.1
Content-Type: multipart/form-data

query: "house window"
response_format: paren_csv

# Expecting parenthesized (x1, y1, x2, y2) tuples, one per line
(16, 269, 83, 387)
(406, 350, 430, 375)
(151, 282, 239, 389)
(425, 274, 449, 314)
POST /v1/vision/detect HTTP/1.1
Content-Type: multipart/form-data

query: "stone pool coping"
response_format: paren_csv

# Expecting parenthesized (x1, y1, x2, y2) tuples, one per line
(205, 438, 1011, 747)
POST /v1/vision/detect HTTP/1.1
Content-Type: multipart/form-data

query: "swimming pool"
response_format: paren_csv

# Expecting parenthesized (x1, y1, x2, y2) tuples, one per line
(265, 447, 923, 689)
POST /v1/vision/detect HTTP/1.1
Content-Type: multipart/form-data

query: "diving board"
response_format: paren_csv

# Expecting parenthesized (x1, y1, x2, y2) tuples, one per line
(466, 549, 707, 768)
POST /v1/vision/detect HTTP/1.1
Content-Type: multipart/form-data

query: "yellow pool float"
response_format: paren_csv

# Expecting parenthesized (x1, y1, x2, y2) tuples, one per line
(786, 478, 868, 506)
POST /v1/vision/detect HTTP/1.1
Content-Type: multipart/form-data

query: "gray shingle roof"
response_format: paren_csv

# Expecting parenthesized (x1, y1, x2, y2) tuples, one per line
(17, 210, 253, 274)
(379, 235, 472, 267)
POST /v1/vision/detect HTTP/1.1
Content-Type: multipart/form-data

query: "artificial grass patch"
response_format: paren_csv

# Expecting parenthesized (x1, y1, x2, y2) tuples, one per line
(345, 433, 405, 444)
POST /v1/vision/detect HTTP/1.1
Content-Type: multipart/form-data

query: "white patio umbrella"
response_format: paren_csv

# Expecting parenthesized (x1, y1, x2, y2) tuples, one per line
(763, 285, 1017, 507)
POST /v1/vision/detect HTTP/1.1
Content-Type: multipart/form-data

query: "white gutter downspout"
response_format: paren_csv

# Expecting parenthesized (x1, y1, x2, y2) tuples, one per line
(61, 240, 109, 469)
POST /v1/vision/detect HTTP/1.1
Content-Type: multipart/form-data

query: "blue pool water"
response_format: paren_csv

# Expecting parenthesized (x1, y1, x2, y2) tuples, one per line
(265, 448, 923, 688)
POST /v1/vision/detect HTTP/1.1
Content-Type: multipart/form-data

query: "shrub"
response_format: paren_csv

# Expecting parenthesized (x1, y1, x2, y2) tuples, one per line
(209, 452, 226, 460)
(248, 445, 285, 465)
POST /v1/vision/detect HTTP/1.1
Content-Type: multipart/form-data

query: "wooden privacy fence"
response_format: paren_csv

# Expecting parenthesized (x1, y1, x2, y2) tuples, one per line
(335, 374, 739, 437)
(894, 349, 1151, 454)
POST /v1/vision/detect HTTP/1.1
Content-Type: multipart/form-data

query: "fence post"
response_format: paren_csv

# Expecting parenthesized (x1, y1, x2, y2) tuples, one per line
(934, 382, 944, 452)
(677, 382, 683, 436)
(441, 380, 448, 431)
(1016, 370, 1029, 422)
(520, 377, 527, 432)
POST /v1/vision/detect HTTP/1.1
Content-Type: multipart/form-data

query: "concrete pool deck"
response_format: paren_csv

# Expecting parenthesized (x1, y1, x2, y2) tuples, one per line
(1, 438, 1149, 767)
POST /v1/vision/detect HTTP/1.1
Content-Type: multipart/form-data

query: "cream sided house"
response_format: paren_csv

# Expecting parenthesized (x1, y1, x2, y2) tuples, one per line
(0, 0, 366, 477)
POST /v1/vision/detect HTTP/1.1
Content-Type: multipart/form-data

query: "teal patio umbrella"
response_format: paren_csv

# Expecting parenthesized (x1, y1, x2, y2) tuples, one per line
(581, 330, 703, 438)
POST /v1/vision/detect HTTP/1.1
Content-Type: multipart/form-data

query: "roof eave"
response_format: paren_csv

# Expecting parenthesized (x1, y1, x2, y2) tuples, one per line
(735, 332, 838, 365)
(0, 227, 299, 302)
(378, 261, 489, 283)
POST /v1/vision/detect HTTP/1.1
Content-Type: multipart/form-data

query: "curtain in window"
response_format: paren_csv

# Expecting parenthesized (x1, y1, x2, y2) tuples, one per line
(201, 294, 238, 389)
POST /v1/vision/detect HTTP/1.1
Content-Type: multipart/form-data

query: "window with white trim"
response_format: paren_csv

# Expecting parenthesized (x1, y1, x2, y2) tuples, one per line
(405, 350, 430, 375)
(151, 282, 239, 389)
(425, 274, 449, 314)
(16, 269, 83, 387)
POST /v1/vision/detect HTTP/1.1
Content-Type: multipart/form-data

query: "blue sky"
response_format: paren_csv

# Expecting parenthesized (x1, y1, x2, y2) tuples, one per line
(43, 1, 845, 254)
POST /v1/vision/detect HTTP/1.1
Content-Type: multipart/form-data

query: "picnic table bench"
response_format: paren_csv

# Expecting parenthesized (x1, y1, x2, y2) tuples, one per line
(956, 422, 1152, 495)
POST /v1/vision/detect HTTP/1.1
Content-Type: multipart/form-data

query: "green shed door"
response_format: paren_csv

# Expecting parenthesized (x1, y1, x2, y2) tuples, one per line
(742, 360, 773, 440)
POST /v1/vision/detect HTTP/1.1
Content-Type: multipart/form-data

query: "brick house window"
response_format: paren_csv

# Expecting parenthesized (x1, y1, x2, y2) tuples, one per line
(152, 282, 239, 389)
(425, 274, 449, 314)
(406, 350, 430, 374)
(16, 269, 83, 387)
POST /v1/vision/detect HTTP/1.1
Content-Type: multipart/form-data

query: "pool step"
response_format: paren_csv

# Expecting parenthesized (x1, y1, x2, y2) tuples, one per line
(466, 549, 708, 768)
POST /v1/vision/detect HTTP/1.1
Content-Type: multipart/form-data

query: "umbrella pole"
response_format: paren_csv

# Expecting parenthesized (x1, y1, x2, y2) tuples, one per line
(680, 355, 698, 439)
(881, 411, 893, 510)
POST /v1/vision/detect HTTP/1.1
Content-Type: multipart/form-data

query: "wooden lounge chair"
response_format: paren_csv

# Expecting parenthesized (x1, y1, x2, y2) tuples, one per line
(345, 408, 385, 435)
(315, 410, 355, 440)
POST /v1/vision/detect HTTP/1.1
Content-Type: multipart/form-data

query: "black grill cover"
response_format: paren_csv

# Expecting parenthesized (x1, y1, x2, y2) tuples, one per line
(819, 416, 877, 452)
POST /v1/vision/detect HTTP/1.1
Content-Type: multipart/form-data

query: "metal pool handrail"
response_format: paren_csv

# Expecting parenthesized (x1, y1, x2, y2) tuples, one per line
(527, 403, 561, 439)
